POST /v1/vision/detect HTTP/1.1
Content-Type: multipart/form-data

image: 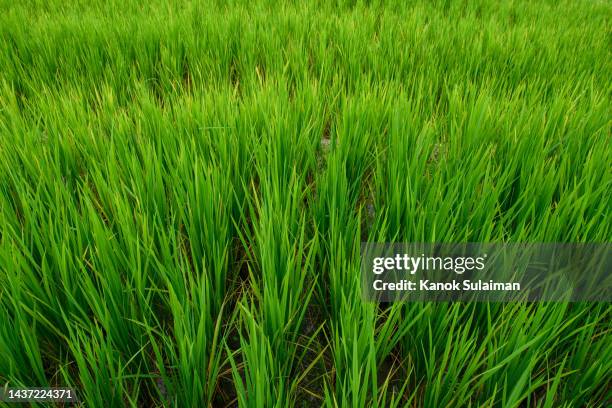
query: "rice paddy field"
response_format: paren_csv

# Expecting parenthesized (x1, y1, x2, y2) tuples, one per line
(1, 0, 611, 406)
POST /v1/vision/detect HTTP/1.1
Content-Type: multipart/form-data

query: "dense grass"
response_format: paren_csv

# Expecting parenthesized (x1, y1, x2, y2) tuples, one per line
(1, 0, 611, 406)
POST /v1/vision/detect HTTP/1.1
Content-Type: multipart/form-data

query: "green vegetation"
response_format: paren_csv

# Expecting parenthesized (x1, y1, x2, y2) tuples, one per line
(1, 0, 610, 406)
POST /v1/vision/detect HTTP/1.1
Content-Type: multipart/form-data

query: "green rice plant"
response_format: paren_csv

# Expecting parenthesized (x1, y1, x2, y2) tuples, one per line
(0, 0, 610, 406)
